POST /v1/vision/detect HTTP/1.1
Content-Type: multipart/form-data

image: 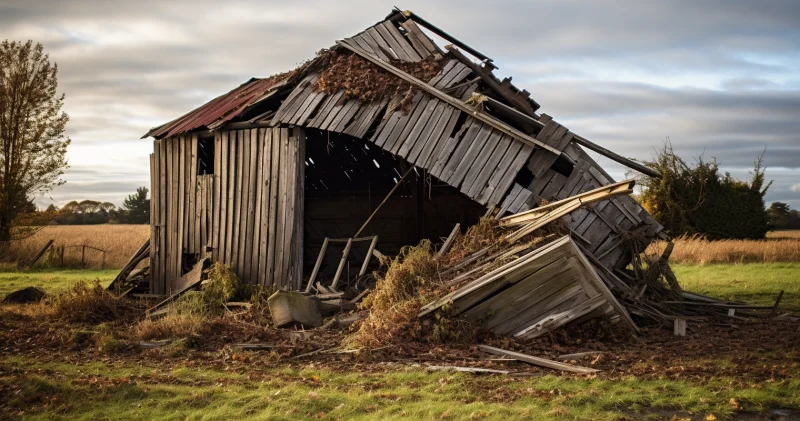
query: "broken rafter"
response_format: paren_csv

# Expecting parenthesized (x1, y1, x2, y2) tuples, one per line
(336, 39, 561, 156)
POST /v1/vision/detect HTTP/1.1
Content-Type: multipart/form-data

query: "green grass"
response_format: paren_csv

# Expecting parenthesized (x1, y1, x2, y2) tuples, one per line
(2, 356, 797, 420)
(0, 268, 116, 298)
(673, 263, 800, 311)
(2, 264, 799, 419)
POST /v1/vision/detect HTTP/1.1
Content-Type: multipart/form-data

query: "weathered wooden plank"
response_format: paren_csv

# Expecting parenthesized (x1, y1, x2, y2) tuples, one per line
(439, 121, 484, 182)
(258, 129, 272, 286)
(244, 129, 258, 282)
(426, 59, 456, 88)
(464, 260, 572, 329)
(508, 187, 533, 214)
(273, 128, 288, 286)
(211, 132, 221, 261)
(406, 100, 446, 164)
(478, 345, 599, 374)
(149, 149, 157, 294)
(429, 118, 474, 178)
(420, 109, 460, 168)
(230, 130, 243, 269)
(220, 131, 230, 264)
(158, 139, 167, 294)
(488, 143, 535, 206)
(496, 184, 522, 218)
(250, 129, 264, 285)
(460, 130, 503, 196)
(295, 91, 327, 126)
(448, 124, 493, 187)
(379, 21, 421, 61)
(401, 19, 440, 57)
(397, 98, 438, 158)
(266, 128, 280, 287)
(308, 90, 344, 128)
(353, 32, 390, 61)
(386, 94, 428, 154)
(179, 136, 187, 260)
(539, 171, 569, 201)
(466, 133, 512, 198)
(331, 100, 361, 133)
(409, 102, 450, 165)
(281, 128, 298, 288)
(364, 27, 398, 60)
(437, 63, 471, 90)
(476, 135, 522, 203)
(170, 137, 180, 285)
(293, 130, 306, 289)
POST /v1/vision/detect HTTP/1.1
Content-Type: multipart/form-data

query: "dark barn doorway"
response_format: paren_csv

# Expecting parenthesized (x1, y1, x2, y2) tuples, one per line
(302, 130, 486, 285)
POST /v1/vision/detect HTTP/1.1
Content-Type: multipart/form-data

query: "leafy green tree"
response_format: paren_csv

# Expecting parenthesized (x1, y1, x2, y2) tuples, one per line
(118, 187, 149, 224)
(0, 40, 70, 241)
(639, 142, 771, 240)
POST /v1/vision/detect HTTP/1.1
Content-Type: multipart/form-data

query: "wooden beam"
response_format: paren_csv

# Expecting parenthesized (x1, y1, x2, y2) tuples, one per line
(394, 9, 496, 69)
(353, 166, 414, 237)
(437, 223, 460, 257)
(477, 345, 599, 374)
(336, 39, 561, 156)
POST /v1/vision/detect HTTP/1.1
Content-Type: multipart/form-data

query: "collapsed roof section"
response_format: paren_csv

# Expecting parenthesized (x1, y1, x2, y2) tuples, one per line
(143, 8, 666, 271)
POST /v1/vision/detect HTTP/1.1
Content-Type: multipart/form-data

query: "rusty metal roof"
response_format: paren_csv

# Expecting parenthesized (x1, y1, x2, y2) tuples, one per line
(144, 75, 290, 139)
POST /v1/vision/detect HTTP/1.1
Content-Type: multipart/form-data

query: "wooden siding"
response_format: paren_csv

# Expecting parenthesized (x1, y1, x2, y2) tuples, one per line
(150, 127, 305, 293)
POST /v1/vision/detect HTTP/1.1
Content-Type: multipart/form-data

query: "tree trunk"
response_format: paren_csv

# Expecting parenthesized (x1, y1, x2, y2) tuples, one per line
(0, 215, 10, 242)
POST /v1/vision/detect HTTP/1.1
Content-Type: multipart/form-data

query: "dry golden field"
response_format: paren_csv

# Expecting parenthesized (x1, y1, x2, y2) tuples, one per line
(5, 225, 799, 269)
(5, 225, 149, 269)
(648, 230, 800, 264)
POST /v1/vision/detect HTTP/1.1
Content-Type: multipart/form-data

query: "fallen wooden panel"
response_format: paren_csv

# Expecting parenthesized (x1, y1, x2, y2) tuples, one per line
(419, 236, 638, 338)
(477, 345, 599, 374)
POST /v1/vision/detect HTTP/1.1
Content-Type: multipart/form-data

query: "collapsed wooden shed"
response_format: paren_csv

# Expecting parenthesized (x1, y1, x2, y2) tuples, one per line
(142, 9, 665, 297)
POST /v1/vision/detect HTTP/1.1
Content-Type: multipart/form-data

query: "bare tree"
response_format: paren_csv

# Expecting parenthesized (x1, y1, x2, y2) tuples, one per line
(0, 40, 70, 241)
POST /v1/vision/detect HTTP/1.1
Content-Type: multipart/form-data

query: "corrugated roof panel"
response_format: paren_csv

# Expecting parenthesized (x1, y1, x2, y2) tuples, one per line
(144, 75, 289, 139)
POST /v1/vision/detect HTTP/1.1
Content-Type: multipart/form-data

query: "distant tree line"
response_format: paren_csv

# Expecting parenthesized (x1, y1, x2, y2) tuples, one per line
(767, 202, 800, 230)
(640, 143, 772, 240)
(13, 186, 150, 226)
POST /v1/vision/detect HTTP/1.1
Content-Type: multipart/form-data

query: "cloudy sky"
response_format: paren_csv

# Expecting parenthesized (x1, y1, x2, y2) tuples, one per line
(3, 0, 799, 208)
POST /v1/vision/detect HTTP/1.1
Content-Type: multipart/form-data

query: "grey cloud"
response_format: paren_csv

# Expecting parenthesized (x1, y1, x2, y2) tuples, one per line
(2, 0, 798, 208)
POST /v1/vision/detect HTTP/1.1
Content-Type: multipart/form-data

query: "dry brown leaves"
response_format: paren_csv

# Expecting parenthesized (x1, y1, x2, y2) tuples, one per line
(313, 49, 447, 112)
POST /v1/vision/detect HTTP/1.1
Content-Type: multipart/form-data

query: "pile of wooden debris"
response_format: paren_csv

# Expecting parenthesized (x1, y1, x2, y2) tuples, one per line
(106, 177, 785, 375)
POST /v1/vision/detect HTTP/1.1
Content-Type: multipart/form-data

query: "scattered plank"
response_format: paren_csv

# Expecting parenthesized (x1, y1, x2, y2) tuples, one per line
(477, 345, 599, 374)
(426, 365, 512, 375)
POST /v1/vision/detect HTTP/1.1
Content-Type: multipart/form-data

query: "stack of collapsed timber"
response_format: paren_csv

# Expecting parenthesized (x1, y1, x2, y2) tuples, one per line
(420, 236, 638, 338)
(415, 177, 782, 338)
(415, 180, 641, 338)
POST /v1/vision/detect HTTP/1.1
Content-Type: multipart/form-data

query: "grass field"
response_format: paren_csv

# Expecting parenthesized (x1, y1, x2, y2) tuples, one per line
(0, 269, 116, 298)
(2, 356, 797, 421)
(673, 263, 800, 311)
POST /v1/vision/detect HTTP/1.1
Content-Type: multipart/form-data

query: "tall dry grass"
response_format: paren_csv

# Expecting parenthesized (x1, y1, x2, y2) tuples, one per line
(647, 231, 800, 264)
(4, 225, 149, 269)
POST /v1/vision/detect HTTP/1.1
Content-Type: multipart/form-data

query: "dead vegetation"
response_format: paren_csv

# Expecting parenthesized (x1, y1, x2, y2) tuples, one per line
(48, 280, 139, 324)
(314, 49, 446, 111)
